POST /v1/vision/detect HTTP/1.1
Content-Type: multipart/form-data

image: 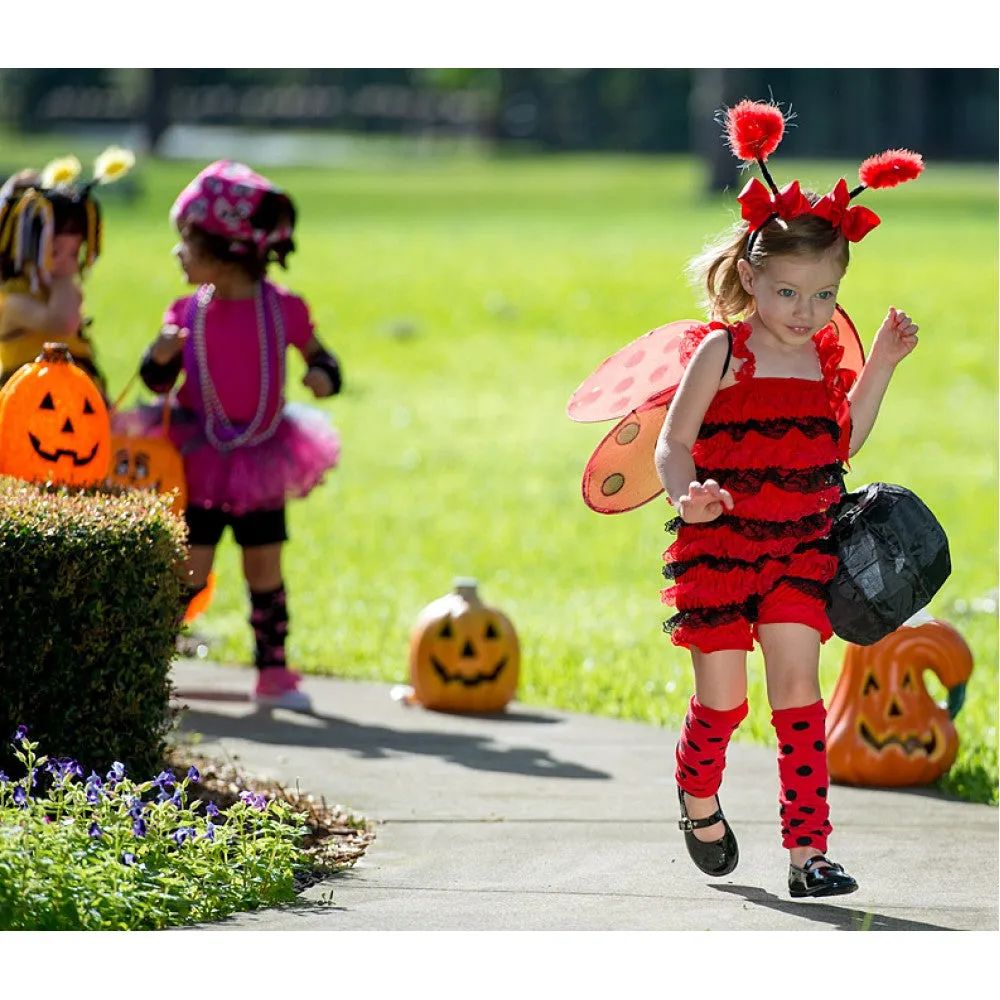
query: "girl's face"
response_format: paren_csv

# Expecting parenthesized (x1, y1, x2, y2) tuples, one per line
(50, 233, 83, 278)
(173, 233, 220, 286)
(738, 250, 844, 347)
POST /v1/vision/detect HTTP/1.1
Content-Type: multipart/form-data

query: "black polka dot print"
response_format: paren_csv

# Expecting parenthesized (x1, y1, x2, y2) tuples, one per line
(772, 701, 833, 852)
(675, 697, 748, 798)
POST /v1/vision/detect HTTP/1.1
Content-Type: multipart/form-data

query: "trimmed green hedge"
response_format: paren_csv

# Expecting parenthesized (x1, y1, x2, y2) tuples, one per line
(0, 477, 186, 779)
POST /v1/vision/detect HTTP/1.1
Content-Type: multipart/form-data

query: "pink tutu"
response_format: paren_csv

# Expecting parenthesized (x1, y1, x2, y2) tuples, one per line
(111, 401, 340, 515)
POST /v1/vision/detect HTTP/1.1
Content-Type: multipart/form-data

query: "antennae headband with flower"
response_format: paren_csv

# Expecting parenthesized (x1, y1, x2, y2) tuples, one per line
(724, 99, 924, 257)
(0, 145, 135, 291)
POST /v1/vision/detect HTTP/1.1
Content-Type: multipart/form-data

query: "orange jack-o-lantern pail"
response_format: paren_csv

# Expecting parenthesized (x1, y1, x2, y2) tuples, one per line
(409, 578, 520, 713)
(106, 378, 187, 518)
(0, 343, 111, 487)
(826, 617, 974, 787)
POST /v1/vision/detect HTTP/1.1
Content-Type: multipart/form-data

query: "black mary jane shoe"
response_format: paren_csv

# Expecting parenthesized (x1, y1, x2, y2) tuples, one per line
(677, 786, 739, 877)
(788, 855, 859, 899)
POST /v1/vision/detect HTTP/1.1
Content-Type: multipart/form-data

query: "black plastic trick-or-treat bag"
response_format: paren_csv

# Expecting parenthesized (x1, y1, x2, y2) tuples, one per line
(827, 482, 951, 646)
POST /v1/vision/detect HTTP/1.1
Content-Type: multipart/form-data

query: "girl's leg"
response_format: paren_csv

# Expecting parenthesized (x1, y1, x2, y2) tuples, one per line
(242, 542, 288, 669)
(242, 538, 309, 710)
(757, 621, 833, 867)
(176, 546, 218, 655)
(184, 545, 217, 594)
(676, 646, 749, 842)
(179, 508, 225, 614)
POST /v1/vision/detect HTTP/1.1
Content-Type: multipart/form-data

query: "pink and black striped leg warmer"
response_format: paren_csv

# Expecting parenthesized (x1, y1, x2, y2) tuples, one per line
(771, 700, 834, 853)
(675, 696, 749, 797)
(250, 584, 289, 670)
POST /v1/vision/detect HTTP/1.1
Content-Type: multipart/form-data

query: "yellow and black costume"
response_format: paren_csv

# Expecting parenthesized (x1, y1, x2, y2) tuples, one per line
(0, 148, 134, 389)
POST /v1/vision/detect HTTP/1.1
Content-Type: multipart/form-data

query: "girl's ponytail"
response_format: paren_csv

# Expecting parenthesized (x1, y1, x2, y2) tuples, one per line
(687, 222, 753, 324)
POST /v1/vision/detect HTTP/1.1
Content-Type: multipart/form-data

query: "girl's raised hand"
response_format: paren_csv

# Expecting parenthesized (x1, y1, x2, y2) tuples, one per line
(678, 479, 734, 524)
(151, 324, 189, 364)
(302, 367, 335, 398)
(870, 307, 919, 367)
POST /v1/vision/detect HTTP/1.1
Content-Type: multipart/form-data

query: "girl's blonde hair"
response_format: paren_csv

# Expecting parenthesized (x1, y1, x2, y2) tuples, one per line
(688, 192, 850, 323)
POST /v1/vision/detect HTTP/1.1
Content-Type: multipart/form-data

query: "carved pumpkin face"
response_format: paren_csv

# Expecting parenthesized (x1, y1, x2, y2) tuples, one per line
(0, 343, 110, 486)
(107, 434, 187, 517)
(409, 580, 520, 713)
(826, 619, 974, 787)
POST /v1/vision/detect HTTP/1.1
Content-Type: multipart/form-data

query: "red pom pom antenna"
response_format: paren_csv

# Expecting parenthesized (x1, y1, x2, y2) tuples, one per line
(858, 149, 925, 189)
(725, 100, 786, 162)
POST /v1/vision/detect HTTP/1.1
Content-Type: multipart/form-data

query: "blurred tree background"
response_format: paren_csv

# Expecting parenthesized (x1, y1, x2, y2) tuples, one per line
(1, 69, 994, 189)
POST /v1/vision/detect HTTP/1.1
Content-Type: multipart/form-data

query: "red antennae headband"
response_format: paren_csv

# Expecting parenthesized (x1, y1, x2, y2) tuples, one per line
(724, 99, 924, 257)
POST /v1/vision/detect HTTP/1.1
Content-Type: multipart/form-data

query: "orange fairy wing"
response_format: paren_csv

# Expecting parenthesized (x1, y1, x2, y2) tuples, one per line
(831, 304, 865, 375)
(567, 319, 700, 423)
(581, 401, 670, 514)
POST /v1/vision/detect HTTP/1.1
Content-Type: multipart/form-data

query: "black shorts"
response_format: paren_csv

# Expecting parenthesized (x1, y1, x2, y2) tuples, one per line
(184, 506, 288, 548)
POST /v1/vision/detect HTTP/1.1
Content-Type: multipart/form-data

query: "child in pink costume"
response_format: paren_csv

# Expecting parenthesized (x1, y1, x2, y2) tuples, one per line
(124, 160, 342, 711)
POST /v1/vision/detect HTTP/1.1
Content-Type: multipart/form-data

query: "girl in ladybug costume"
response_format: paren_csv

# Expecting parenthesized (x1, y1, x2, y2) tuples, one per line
(656, 100, 923, 897)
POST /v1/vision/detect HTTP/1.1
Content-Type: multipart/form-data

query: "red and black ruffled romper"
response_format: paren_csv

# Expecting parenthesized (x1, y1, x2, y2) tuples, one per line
(661, 320, 854, 654)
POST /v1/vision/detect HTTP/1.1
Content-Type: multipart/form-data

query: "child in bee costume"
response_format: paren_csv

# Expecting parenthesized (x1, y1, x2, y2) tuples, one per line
(0, 147, 135, 394)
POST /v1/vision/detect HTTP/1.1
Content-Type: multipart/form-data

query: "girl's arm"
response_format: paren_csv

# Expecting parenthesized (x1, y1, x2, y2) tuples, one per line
(0, 278, 82, 340)
(654, 329, 734, 523)
(299, 335, 342, 398)
(139, 324, 188, 393)
(847, 307, 919, 457)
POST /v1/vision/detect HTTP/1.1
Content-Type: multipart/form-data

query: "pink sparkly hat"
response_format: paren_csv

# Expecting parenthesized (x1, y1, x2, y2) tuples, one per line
(170, 160, 295, 257)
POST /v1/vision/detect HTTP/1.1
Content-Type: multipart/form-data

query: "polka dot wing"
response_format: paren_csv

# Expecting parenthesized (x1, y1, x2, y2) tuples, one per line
(567, 319, 699, 514)
(566, 319, 699, 423)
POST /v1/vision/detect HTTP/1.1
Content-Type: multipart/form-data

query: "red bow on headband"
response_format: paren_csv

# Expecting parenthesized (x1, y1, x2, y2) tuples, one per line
(811, 178, 881, 242)
(737, 177, 811, 230)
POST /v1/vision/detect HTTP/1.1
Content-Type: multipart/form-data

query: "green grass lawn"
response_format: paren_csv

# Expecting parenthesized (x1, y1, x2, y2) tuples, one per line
(3, 134, 996, 804)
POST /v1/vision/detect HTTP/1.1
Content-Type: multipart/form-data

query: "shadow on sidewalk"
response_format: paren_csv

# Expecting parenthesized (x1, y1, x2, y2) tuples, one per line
(710, 883, 955, 931)
(172, 687, 563, 725)
(174, 702, 612, 781)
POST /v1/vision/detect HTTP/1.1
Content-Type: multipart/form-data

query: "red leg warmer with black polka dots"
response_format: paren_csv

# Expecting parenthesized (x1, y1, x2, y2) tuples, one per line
(771, 700, 834, 852)
(675, 696, 749, 797)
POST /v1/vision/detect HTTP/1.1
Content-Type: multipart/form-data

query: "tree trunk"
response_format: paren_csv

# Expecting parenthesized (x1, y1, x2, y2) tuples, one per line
(689, 68, 746, 195)
(145, 69, 176, 155)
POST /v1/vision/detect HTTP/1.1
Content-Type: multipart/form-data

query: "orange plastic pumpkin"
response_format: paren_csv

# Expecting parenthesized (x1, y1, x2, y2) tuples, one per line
(0, 342, 111, 486)
(826, 617, 974, 787)
(409, 578, 520, 713)
(107, 424, 187, 517)
(183, 571, 216, 624)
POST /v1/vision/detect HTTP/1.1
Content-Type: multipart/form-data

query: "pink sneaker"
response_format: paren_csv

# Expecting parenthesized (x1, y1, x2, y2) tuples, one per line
(252, 667, 313, 711)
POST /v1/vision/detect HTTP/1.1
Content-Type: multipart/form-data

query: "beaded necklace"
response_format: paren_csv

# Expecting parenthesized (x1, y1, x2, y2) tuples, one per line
(191, 281, 286, 452)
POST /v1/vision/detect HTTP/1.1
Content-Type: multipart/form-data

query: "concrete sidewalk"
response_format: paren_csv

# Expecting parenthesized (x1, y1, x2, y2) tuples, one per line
(170, 659, 998, 931)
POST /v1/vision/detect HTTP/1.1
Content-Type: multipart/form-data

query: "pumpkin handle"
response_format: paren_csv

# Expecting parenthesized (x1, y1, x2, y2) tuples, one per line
(160, 392, 174, 435)
(947, 682, 967, 719)
(109, 372, 141, 415)
(109, 371, 175, 435)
